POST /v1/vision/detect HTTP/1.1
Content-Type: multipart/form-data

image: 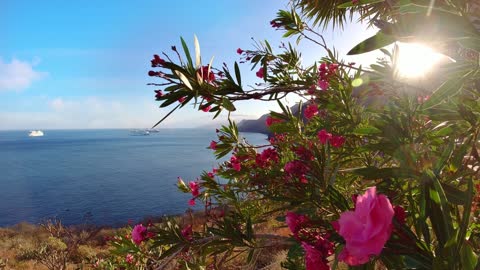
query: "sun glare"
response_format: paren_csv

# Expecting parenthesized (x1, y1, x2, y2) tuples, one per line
(394, 43, 445, 78)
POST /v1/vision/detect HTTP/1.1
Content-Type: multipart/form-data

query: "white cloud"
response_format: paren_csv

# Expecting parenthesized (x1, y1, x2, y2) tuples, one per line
(0, 58, 47, 91)
(1, 96, 232, 130)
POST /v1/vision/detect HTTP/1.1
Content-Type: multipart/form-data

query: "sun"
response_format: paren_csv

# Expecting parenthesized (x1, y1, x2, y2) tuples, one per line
(394, 43, 445, 78)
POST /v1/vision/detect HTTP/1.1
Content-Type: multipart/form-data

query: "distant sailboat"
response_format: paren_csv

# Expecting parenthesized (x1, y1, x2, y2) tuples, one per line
(29, 130, 44, 137)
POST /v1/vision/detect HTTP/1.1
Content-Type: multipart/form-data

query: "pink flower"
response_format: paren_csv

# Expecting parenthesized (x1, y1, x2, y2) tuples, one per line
(317, 129, 332, 144)
(237, 48, 244, 54)
(336, 187, 394, 265)
(188, 198, 196, 206)
(131, 224, 147, 245)
(189, 181, 200, 197)
(286, 212, 309, 235)
(151, 54, 165, 67)
(302, 242, 330, 270)
(256, 67, 264, 79)
(201, 105, 211, 112)
(207, 171, 215, 178)
(304, 104, 319, 119)
(330, 135, 346, 148)
(125, 253, 134, 264)
(181, 225, 193, 241)
(230, 155, 241, 171)
(284, 160, 308, 176)
(210, 140, 217, 150)
(197, 65, 215, 82)
(178, 96, 186, 103)
(307, 85, 316, 95)
(318, 80, 329, 90)
(154, 90, 163, 100)
(266, 116, 282, 127)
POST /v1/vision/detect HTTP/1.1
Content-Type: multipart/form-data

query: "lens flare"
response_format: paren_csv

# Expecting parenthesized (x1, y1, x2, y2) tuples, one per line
(394, 43, 444, 78)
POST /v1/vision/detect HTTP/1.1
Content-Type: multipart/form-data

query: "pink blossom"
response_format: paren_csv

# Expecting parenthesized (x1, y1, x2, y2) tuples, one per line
(201, 105, 211, 112)
(317, 129, 332, 144)
(266, 116, 282, 127)
(286, 212, 309, 235)
(189, 181, 200, 197)
(330, 135, 345, 148)
(230, 155, 241, 171)
(284, 160, 308, 176)
(197, 65, 215, 82)
(336, 187, 394, 265)
(131, 224, 147, 245)
(256, 67, 265, 79)
(318, 80, 329, 90)
(302, 242, 330, 270)
(307, 85, 316, 95)
(210, 140, 217, 150)
(178, 96, 186, 103)
(125, 254, 134, 264)
(154, 90, 163, 100)
(207, 171, 215, 178)
(181, 225, 193, 241)
(188, 198, 196, 206)
(304, 104, 319, 119)
(237, 48, 244, 54)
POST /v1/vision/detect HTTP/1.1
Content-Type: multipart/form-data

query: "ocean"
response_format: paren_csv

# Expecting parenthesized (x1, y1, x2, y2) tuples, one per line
(0, 129, 267, 227)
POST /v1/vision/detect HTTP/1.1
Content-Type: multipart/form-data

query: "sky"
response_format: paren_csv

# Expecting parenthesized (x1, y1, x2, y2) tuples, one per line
(0, 0, 377, 130)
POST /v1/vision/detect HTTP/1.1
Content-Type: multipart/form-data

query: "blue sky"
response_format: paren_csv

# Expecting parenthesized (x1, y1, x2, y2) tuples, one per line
(0, 0, 376, 130)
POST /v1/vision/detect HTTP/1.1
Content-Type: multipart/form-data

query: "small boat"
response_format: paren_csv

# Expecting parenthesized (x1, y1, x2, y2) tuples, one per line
(130, 130, 150, 136)
(29, 130, 44, 137)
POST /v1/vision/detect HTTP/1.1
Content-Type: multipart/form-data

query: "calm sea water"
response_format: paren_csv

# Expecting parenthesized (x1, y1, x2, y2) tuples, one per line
(0, 129, 267, 227)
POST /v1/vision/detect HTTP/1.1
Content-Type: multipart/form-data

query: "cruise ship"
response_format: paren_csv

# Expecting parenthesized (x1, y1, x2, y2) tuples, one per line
(28, 130, 44, 137)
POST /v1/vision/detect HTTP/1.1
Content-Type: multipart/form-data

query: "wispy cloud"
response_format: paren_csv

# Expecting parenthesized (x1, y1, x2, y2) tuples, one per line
(0, 57, 47, 91)
(0, 96, 230, 130)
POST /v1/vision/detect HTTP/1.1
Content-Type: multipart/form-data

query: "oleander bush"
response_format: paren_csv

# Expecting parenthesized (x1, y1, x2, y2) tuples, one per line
(105, 0, 480, 269)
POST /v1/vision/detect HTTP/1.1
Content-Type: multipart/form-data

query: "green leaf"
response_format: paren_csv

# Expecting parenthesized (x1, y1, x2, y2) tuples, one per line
(460, 243, 478, 270)
(234, 61, 242, 87)
(347, 32, 396, 55)
(458, 37, 480, 53)
(421, 77, 465, 110)
(349, 166, 418, 179)
(174, 70, 193, 90)
(352, 126, 381, 135)
(338, 0, 384, 8)
(222, 97, 236, 111)
(180, 37, 193, 70)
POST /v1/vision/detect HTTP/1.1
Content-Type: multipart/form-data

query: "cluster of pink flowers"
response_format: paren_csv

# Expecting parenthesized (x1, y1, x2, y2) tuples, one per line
(284, 160, 309, 183)
(318, 63, 338, 90)
(334, 187, 394, 265)
(131, 224, 152, 245)
(286, 212, 334, 270)
(265, 116, 283, 127)
(317, 129, 345, 148)
(255, 147, 279, 168)
(294, 145, 314, 161)
(188, 181, 200, 206)
(229, 155, 242, 171)
(304, 103, 319, 119)
(197, 65, 216, 83)
(151, 54, 165, 67)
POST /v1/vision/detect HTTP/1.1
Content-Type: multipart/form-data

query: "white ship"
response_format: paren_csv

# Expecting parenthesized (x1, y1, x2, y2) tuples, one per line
(28, 130, 44, 137)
